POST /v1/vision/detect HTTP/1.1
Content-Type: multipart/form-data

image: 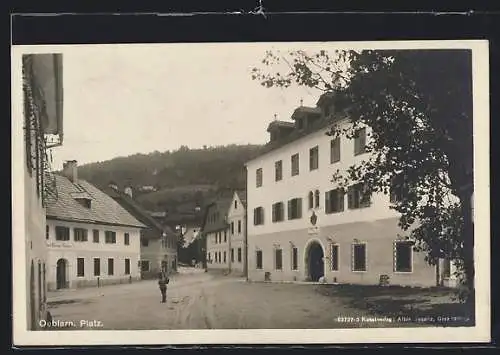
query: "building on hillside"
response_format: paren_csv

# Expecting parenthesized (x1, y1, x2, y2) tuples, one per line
(245, 93, 459, 287)
(17, 53, 65, 330)
(201, 198, 232, 271)
(105, 185, 178, 279)
(226, 190, 247, 275)
(45, 161, 146, 290)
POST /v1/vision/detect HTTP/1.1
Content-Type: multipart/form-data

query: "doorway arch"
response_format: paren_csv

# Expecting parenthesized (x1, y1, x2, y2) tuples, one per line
(304, 239, 325, 282)
(56, 258, 68, 289)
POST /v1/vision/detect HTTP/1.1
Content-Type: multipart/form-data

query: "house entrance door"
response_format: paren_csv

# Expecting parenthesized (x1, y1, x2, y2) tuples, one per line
(56, 259, 68, 289)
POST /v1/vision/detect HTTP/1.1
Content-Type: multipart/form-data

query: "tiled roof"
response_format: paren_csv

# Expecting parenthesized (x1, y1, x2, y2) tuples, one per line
(46, 175, 146, 228)
(235, 190, 247, 208)
(201, 197, 232, 234)
(105, 187, 175, 237)
(266, 120, 295, 132)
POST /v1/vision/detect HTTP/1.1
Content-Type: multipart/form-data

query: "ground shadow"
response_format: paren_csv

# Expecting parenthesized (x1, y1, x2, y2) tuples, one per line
(316, 284, 475, 327)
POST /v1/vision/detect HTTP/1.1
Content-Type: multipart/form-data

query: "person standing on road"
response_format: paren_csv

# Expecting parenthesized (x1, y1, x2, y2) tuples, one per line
(158, 272, 169, 303)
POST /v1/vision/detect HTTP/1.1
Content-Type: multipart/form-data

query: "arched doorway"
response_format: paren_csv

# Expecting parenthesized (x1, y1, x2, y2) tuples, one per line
(56, 259, 68, 289)
(305, 240, 325, 282)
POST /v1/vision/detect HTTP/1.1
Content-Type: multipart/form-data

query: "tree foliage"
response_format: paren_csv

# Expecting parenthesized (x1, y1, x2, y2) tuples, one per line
(252, 49, 474, 302)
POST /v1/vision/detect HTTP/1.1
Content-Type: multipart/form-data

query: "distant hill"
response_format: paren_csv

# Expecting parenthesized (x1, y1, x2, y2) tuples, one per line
(76, 144, 264, 218)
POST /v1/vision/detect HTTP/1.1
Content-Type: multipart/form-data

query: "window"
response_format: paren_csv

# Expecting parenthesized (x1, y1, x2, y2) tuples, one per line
(224, 231, 227, 243)
(124, 233, 130, 245)
(291, 153, 300, 176)
(77, 258, 85, 277)
(231, 248, 234, 262)
(297, 118, 304, 130)
(325, 188, 345, 214)
(238, 220, 242, 233)
(308, 191, 314, 209)
(219, 251, 222, 263)
(314, 190, 320, 208)
(287, 198, 303, 220)
(234, 200, 238, 209)
(275, 249, 283, 270)
(55, 226, 70, 241)
(125, 258, 131, 275)
(354, 127, 367, 156)
(254, 207, 265, 225)
(347, 183, 371, 209)
(275, 160, 283, 181)
(141, 238, 149, 247)
(105, 231, 117, 244)
(390, 175, 407, 204)
(141, 260, 150, 272)
(108, 258, 114, 275)
(331, 244, 339, 271)
(309, 146, 319, 170)
(215, 252, 218, 263)
(256, 250, 263, 269)
(74, 228, 88, 242)
(256, 168, 263, 188)
(330, 137, 341, 163)
(272, 202, 284, 222)
(231, 222, 234, 235)
(352, 243, 367, 271)
(223, 251, 227, 263)
(394, 241, 413, 272)
(214, 234, 217, 244)
(291, 247, 298, 270)
(238, 248, 242, 262)
(94, 258, 100, 276)
(45, 225, 49, 240)
(93, 229, 99, 243)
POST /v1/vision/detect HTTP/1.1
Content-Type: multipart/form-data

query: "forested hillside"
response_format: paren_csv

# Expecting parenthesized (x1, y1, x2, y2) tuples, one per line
(76, 144, 263, 212)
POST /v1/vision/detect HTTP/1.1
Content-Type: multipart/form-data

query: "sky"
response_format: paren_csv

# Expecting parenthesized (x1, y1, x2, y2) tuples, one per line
(49, 43, 325, 170)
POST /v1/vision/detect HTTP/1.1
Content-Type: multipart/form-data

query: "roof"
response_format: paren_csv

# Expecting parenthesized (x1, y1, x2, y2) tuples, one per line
(291, 106, 322, 120)
(266, 120, 295, 132)
(200, 197, 232, 234)
(46, 175, 146, 228)
(235, 190, 247, 208)
(105, 187, 176, 237)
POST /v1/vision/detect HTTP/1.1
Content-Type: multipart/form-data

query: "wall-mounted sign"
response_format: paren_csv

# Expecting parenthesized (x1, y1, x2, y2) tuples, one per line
(47, 241, 73, 248)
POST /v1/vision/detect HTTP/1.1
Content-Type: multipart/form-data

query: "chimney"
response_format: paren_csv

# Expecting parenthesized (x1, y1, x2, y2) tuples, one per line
(62, 160, 78, 183)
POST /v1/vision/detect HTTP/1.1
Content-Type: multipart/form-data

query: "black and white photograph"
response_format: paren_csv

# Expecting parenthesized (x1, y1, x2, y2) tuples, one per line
(11, 40, 490, 345)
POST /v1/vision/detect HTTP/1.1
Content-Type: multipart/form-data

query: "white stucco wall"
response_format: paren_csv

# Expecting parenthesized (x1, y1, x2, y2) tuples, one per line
(46, 219, 141, 290)
(227, 192, 246, 273)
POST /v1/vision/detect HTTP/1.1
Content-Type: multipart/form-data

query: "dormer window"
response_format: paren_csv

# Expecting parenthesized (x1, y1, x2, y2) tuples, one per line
(76, 198, 91, 209)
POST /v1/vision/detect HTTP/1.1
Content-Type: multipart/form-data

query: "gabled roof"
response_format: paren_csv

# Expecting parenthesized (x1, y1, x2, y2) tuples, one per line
(200, 197, 232, 234)
(46, 175, 146, 228)
(235, 190, 247, 208)
(105, 187, 175, 237)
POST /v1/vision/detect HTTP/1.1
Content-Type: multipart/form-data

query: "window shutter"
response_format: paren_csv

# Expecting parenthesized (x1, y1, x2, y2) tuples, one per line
(339, 189, 345, 211)
(347, 187, 354, 209)
(325, 191, 331, 214)
(288, 200, 292, 220)
(297, 198, 302, 218)
(308, 191, 314, 209)
(360, 128, 366, 152)
(335, 138, 341, 162)
(260, 208, 264, 225)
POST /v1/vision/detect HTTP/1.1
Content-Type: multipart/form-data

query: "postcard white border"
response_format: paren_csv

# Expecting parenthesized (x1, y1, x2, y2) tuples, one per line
(11, 40, 490, 345)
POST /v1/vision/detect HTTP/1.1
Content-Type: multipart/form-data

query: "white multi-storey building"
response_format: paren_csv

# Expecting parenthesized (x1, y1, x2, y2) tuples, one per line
(226, 190, 247, 275)
(15, 53, 64, 330)
(45, 161, 145, 290)
(245, 93, 458, 287)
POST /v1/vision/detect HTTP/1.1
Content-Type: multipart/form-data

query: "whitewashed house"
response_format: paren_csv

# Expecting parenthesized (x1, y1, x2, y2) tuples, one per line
(245, 93, 459, 287)
(45, 161, 146, 290)
(226, 190, 247, 275)
(16, 53, 64, 330)
(202, 198, 232, 270)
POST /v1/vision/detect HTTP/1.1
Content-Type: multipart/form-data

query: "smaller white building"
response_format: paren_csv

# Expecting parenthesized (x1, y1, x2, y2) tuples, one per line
(45, 161, 146, 290)
(202, 198, 232, 271)
(226, 191, 247, 275)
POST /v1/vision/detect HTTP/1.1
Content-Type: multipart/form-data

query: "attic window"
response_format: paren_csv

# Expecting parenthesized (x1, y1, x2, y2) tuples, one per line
(297, 118, 304, 130)
(76, 198, 92, 209)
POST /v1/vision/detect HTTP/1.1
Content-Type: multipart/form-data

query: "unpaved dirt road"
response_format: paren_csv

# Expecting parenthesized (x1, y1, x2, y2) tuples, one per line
(47, 268, 402, 330)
